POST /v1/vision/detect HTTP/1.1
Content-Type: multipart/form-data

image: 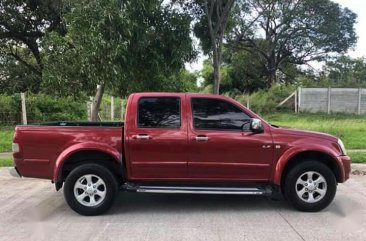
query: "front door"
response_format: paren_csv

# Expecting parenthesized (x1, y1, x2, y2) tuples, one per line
(188, 97, 274, 181)
(126, 95, 188, 180)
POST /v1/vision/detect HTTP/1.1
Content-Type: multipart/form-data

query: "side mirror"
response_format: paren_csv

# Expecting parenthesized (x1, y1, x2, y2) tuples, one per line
(250, 118, 264, 133)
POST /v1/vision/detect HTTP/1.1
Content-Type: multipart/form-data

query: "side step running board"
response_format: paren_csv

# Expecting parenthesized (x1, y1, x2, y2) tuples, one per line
(122, 183, 272, 196)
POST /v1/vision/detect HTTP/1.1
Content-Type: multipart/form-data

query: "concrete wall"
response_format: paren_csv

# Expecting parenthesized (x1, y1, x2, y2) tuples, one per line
(299, 88, 365, 114)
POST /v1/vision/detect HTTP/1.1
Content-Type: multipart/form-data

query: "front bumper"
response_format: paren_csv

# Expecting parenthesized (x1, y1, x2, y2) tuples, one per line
(9, 167, 21, 178)
(337, 155, 351, 182)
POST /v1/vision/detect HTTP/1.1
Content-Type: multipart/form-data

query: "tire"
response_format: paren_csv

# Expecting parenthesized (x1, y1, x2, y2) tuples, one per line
(284, 161, 337, 212)
(64, 163, 118, 216)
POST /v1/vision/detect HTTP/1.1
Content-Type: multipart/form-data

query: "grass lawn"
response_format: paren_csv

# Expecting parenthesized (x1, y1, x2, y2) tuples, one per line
(263, 113, 366, 150)
(0, 126, 14, 152)
(349, 152, 366, 164)
(0, 157, 13, 167)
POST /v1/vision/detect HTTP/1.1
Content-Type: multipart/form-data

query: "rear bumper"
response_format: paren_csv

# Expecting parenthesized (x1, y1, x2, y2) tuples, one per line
(9, 167, 21, 178)
(337, 155, 351, 182)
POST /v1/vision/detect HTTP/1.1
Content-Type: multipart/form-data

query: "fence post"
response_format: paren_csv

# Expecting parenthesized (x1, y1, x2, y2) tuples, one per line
(294, 90, 298, 113)
(298, 87, 301, 113)
(87, 97, 93, 121)
(246, 97, 250, 109)
(358, 88, 362, 115)
(20, 92, 27, 125)
(121, 99, 125, 121)
(327, 87, 331, 114)
(111, 96, 115, 121)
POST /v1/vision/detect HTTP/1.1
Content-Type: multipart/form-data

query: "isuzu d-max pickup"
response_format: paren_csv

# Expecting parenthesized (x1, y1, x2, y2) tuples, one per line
(10, 92, 351, 215)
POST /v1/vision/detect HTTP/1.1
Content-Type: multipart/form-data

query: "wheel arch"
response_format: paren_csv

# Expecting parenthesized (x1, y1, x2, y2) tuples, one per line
(274, 150, 343, 187)
(53, 143, 124, 189)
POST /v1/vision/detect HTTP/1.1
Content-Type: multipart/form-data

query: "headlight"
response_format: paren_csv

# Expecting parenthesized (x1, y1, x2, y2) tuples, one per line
(337, 139, 347, 155)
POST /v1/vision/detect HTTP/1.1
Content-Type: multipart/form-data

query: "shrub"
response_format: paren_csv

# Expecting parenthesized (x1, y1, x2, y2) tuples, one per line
(0, 94, 87, 125)
(235, 85, 296, 114)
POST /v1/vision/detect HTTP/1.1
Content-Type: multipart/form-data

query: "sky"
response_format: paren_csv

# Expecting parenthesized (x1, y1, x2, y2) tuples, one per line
(186, 0, 366, 72)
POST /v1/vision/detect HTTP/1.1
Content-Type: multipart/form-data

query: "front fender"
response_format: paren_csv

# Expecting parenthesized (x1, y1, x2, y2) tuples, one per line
(53, 142, 121, 182)
(272, 145, 343, 185)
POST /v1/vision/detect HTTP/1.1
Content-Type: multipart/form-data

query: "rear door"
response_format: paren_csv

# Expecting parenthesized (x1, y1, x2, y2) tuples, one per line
(187, 97, 274, 181)
(126, 94, 188, 180)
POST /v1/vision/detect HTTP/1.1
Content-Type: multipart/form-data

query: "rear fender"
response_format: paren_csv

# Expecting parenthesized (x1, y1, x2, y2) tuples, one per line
(53, 142, 121, 182)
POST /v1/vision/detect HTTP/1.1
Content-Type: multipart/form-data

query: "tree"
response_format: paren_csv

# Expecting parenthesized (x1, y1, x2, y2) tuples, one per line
(175, 0, 235, 94)
(231, 0, 357, 87)
(0, 48, 40, 93)
(0, 0, 64, 78)
(42, 0, 196, 121)
(200, 45, 301, 95)
(324, 56, 366, 87)
(203, 0, 235, 94)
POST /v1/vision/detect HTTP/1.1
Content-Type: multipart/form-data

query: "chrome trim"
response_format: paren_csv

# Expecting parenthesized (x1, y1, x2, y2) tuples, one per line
(136, 135, 151, 140)
(136, 186, 266, 195)
(195, 136, 209, 141)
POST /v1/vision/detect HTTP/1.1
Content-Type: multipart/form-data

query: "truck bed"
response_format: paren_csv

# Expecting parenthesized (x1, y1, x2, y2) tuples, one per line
(13, 122, 124, 180)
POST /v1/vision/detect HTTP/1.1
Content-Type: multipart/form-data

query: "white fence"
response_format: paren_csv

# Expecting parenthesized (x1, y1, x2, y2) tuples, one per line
(298, 87, 366, 114)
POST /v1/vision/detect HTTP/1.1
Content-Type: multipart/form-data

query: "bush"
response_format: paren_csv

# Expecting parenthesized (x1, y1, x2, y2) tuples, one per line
(0, 95, 21, 125)
(235, 85, 296, 114)
(26, 94, 87, 122)
(0, 94, 87, 124)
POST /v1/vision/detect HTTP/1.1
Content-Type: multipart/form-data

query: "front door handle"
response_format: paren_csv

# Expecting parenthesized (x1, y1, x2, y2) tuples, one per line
(195, 136, 208, 142)
(135, 134, 151, 140)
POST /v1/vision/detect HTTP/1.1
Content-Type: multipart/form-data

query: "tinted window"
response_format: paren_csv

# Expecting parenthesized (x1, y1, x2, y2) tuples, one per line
(192, 98, 251, 130)
(138, 97, 180, 128)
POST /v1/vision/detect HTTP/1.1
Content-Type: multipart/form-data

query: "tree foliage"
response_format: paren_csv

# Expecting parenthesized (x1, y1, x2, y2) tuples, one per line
(42, 0, 196, 97)
(300, 56, 366, 88)
(0, 0, 64, 76)
(230, 0, 357, 86)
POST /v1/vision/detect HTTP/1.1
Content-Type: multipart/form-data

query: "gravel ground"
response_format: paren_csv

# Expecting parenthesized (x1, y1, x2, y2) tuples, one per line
(1, 168, 366, 241)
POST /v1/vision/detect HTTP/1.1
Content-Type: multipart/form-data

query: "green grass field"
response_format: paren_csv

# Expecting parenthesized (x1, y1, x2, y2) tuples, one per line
(0, 126, 13, 152)
(263, 113, 366, 150)
(0, 158, 13, 167)
(349, 152, 366, 163)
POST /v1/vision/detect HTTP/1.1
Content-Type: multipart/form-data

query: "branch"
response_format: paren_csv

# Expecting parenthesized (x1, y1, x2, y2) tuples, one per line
(7, 48, 41, 76)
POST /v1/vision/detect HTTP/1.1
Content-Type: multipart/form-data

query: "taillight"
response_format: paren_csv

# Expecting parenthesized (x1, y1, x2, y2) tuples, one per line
(12, 143, 20, 153)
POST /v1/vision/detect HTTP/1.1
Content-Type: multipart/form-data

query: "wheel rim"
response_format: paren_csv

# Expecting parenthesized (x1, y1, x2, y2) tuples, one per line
(73, 174, 107, 207)
(295, 171, 327, 203)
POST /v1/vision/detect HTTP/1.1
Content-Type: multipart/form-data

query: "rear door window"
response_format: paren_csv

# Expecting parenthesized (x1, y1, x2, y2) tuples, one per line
(138, 97, 181, 128)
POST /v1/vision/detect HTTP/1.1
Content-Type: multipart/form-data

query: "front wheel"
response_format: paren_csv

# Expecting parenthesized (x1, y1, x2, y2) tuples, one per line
(284, 161, 337, 212)
(64, 163, 118, 216)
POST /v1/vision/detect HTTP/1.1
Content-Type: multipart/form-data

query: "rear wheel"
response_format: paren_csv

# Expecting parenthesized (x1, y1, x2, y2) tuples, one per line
(64, 163, 118, 216)
(284, 161, 337, 212)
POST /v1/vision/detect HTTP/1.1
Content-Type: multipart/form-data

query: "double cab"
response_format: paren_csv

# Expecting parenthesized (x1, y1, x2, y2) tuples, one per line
(10, 93, 351, 215)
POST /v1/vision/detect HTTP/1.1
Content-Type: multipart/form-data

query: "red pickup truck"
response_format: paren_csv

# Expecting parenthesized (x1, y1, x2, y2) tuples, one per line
(10, 92, 351, 215)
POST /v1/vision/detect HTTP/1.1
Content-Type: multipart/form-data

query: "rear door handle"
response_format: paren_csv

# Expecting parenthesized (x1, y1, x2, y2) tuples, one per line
(195, 136, 208, 142)
(135, 134, 151, 140)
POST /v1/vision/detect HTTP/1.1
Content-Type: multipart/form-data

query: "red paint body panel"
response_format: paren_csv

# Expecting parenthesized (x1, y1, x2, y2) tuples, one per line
(185, 95, 274, 181)
(125, 93, 189, 179)
(13, 126, 122, 180)
(12, 92, 351, 186)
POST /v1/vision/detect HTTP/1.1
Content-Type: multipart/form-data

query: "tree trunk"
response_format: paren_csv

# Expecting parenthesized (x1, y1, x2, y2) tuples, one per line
(213, 49, 221, 94)
(90, 83, 105, 122)
(267, 56, 277, 87)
